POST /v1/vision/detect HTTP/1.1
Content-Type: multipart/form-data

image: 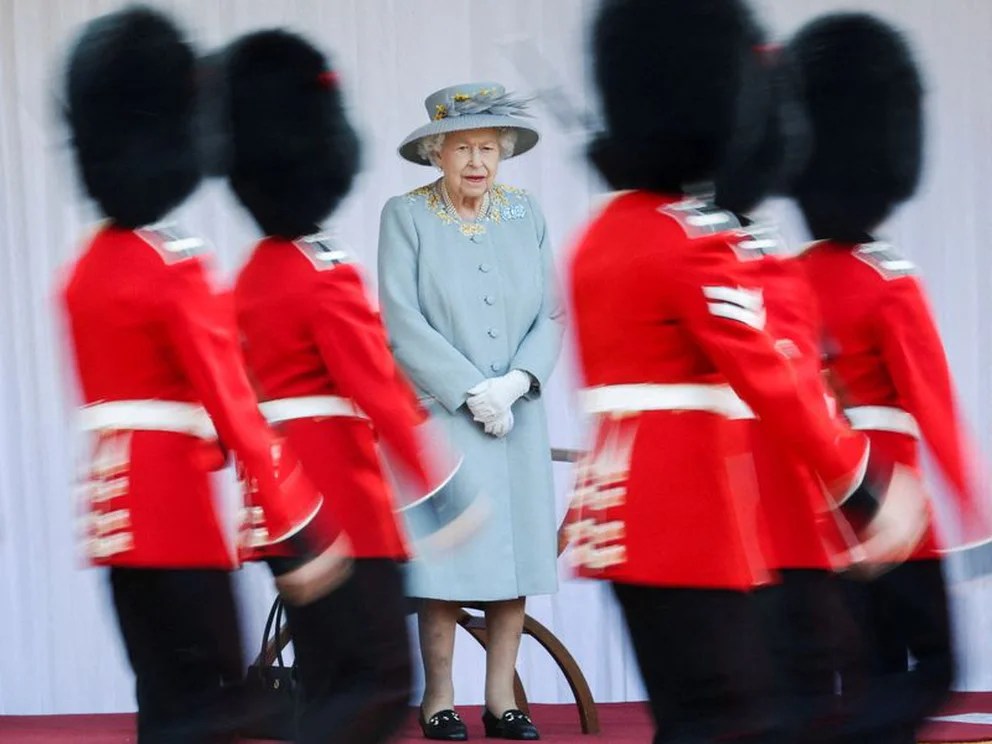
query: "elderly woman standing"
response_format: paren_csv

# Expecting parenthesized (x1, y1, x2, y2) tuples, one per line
(378, 83, 563, 741)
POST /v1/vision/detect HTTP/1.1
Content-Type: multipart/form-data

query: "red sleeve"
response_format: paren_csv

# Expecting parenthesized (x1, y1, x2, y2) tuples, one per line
(309, 263, 436, 496)
(160, 255, 336, 546)
(669, 234, 869, 500)
(878, 275, 980, 513)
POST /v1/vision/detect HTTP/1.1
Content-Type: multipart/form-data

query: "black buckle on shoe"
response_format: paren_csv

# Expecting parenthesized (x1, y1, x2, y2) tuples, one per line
(430, 710, 462, 726)
(502, 710, 532, 724)
(420, 708, 468, 741)
(483, 708, 540, 740)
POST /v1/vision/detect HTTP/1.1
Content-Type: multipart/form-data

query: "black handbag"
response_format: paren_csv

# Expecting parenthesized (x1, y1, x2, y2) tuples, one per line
(241, 597, 299, 741)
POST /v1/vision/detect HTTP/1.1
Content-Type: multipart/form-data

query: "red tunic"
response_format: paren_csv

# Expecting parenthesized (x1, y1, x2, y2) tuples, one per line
(234, 235, 437, 559)
(62, 224, 331, 568)
(565, 192, 870, 589)
(799, 240, 983, 559)
(746, 252, 848, 570)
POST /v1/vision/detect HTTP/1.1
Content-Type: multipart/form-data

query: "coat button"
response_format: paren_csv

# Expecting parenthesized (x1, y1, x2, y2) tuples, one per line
(487, 328, 499, 338)
(484, 295, 495, 305)
(470, 234, 482, 244)
(478, 263, 491, 273)
(490, 362, 501, 372)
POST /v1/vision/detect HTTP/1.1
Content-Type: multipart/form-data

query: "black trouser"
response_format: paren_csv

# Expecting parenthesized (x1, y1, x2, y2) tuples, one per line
(268, 557, 412, 744)
(839, 558, 953, 744)
(109, 567, 245, 744)
(612, 582, 783, 744)
(756, 569, 863, 744)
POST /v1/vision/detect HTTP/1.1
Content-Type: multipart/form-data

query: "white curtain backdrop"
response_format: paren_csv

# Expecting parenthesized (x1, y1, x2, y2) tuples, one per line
(1, 0, 991, 715)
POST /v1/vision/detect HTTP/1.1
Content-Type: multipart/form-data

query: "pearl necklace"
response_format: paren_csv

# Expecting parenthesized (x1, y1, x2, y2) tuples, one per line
(440, 180, 490, 223)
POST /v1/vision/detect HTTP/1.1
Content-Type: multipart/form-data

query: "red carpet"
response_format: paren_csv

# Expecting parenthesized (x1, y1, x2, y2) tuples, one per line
(2, 696, 992, 742)
(918, 692, 992, 743)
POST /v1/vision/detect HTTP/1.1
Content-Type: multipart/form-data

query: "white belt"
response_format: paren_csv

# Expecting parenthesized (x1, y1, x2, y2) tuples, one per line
(845, 406, 920, 439)
(78, 400, 216, 439)
(259, 395, 367, 424)
(580, 383, 755, 420)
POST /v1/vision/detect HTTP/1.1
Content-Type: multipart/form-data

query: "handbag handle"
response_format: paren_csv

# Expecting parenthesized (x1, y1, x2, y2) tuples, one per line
(259, 596, 288, 669)
(273, 599, 287, 669)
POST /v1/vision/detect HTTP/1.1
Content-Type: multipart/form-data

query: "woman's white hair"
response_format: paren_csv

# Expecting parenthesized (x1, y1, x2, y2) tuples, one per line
(417, 128, 519, 167)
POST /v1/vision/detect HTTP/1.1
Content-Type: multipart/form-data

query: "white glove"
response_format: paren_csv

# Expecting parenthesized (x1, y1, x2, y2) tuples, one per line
(483, 409, 515, 438)
(466, 370, 532, 423)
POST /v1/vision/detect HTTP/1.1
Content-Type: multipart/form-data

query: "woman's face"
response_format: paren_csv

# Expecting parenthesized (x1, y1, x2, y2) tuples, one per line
(438, 128, 501, 201)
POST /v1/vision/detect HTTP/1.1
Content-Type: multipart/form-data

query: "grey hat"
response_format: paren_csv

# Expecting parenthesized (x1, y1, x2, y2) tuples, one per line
(398, 82, 539, 165)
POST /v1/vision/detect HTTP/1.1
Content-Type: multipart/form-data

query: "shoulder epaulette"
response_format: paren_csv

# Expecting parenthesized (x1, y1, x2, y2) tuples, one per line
(136, 223, 209, 265)
(730, 222, 788, 262)
(657, 198, 741, 239)
(853, 242, 917, 280)
(294, 233, 354, 271)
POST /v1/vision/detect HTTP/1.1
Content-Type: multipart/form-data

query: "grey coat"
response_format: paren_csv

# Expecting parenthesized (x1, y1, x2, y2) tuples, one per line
(377, 179, 564, 601)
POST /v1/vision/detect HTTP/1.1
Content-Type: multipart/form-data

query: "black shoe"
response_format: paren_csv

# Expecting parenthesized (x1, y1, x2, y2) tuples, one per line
(482, 709, 540, 740)
(420, 708, 468, 741)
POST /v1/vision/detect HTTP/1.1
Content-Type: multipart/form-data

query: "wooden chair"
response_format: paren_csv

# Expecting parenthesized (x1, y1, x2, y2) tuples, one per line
(456, 603, 599, 735)
(256, 447, 599, 735)
(433, 447, 600, 734)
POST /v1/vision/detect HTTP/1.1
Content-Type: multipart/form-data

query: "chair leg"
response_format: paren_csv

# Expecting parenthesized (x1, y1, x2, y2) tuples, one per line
(262, 608, 594, 731)
(452, 609, 599, 732)
(521, 614, 600, 734)
(513, 674, 529, 716)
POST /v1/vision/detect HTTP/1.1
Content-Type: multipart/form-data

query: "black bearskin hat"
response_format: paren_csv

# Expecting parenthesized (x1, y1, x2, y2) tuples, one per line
(64, 6, 199, 228)
(588, 0, 802, 212)
(222, 30, 360, 239)
(789, 13, 923, 241)
(714, 45, 812, 214)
